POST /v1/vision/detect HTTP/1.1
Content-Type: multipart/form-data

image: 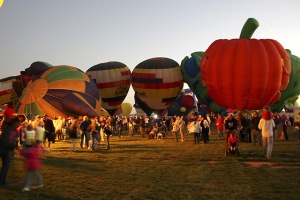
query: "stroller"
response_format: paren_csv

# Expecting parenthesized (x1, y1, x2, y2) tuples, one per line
(157, 123, 168, 139)
(225, 130, 240, 157)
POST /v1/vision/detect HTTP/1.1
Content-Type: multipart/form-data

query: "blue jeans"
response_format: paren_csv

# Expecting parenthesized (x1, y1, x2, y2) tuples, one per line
(92, 133, 100, 150)
(193, 132, 200, 144)
(262, 136, 273, 159)
(175, 130, 179, 142)
(80, 131, 90, 148)
(23, 170, 42, 188)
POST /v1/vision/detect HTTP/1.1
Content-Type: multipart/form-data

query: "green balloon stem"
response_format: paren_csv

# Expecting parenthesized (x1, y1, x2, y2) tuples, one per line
(239, 18, 259, 39)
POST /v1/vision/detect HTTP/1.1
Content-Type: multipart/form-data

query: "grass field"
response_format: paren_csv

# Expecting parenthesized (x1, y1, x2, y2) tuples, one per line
(0, 126, 299, 200)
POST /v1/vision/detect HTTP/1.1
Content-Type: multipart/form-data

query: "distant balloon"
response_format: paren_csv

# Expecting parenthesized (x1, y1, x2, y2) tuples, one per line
(180, 107, 186, 113)
(115, 102, 132, 116)
(25, 61, 52, 77)
(16, 65, 102, 118)
(0, 76, 18, 106)
(86, 62, 131, 116)
(167, 89, 197, 116)
(131, 57, 183, 116)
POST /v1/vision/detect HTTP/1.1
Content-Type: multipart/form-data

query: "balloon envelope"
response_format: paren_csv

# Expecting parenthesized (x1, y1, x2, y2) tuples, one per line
(16, 65, 102, 118)
(131, 57, 183, 116)
(86, 62, 131, 116)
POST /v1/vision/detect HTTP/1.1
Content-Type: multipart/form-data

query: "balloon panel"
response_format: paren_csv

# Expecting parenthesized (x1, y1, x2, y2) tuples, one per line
(16, 65, 101, 118)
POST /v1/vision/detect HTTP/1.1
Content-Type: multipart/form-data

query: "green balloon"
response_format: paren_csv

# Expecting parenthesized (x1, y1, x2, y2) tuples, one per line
(271, 50, 300, 112)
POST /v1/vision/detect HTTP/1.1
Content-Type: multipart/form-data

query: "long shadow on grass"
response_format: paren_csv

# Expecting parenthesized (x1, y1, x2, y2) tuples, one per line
(43, 156, 106, 171)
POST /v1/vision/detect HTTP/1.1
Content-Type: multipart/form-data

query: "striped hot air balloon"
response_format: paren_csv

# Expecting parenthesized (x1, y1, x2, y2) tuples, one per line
(131, 57, 183, 116)
(16, 65, 102, 118)
(86, 62, 131, 116)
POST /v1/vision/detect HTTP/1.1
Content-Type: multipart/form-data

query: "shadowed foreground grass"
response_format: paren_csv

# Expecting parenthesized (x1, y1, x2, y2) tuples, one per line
(1, 127, 299, 200)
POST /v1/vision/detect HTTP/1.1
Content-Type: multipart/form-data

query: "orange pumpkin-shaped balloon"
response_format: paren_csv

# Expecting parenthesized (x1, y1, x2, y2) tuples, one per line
(201, 18, 291, 110)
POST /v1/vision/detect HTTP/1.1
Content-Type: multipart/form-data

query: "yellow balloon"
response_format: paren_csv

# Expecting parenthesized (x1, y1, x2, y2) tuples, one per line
(180, 107, 186, 113)
(121, 103, 132, 116)
(0, 0, 4, 8)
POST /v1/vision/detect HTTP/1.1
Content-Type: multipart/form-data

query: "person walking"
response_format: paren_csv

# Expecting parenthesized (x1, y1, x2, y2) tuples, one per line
(258, 106, 275, 160)
(20, 144, 45, 192)
(250, 111, 262, 146)
(0, 117, 20, 187)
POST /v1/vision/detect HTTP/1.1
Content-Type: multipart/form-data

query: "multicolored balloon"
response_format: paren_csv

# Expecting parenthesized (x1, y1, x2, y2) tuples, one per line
(131, 57, 183, 116)
(86, 62, 131, 116)
(16, 65, 102, 118)
(167, 89, 197, 116)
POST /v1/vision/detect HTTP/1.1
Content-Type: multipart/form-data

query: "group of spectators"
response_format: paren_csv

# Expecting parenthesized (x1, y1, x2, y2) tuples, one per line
(0, 104, 298, 191)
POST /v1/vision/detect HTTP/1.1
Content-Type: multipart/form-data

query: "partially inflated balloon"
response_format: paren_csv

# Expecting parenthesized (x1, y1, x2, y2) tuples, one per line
(86, 62, 131, 116)
(16, 65, 102, 118)
(131, 57, 183, 116)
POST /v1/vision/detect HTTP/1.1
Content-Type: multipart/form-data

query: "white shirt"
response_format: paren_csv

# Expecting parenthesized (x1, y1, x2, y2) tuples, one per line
(258, 118, 275, 137)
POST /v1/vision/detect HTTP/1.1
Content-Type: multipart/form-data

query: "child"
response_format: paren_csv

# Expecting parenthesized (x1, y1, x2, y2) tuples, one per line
(25, 124, 36, 147)
(20, 144, 45, 192)
(35, 121, 45, 146)
(228, 132, 238, 151)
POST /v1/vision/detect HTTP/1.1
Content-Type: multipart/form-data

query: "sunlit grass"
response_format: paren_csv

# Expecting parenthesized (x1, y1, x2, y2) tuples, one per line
(1, 126, 299, 200)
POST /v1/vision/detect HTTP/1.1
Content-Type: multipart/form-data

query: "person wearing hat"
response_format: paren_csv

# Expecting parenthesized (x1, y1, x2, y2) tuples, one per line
(258, 106, 275, 160)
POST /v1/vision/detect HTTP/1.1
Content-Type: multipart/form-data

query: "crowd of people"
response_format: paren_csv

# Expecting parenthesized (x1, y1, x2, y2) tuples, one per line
(0, 103, 299, 191)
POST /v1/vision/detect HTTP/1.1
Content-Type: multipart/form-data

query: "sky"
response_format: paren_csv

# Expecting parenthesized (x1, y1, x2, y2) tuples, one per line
(1, 0, 300, 108)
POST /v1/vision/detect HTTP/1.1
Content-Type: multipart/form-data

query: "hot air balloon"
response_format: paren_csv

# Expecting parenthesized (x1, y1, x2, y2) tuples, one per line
(180, 52, 225, 113)
(132, 57, 183, 116)
(86, 62, 131, 116)
(15, 65, 102, 118)
(167, 89, 197, 116)
(271, 50, 300, 112)
(115, 102, 132, 117)
(201, 18, 291, 110)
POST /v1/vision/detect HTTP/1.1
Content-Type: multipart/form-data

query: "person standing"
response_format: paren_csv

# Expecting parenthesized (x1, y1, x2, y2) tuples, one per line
(0, 117, 20, 187)
(80, 116, 91, 149)
(272, 112, 281, 139)
(188, 118, 200, 144)
(216, 114, 224, 140)
(258, 106, 275, 160)
(43, 115, 55, 150)
(116, 116, 123, 138)
(172, 116, 180, 143)
(250, 111, 262, 146)
(281, 115, 289, 140)
(69, 119, 79, 151)
(139, 116, 145, 138)
(89, 118, 100, 151)
(201, 116, 210, 143)
(179, 116, 185, 141)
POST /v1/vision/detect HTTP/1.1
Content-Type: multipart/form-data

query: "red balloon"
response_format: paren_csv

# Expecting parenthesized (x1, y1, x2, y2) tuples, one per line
(180, 95, 194, 108)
